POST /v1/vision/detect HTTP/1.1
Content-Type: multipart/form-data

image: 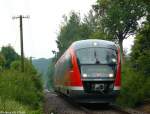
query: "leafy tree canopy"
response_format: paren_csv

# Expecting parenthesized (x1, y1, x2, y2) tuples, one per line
(11, 59, 37, 74)
(131, 23, 150, 76)
(56, 11, 90, 58)
(1, 45, 19, 68)
(56, 11, 109, 60)
(93, 0, 147, 63)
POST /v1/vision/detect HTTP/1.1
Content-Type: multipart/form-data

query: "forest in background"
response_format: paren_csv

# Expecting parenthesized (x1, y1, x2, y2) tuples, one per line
(48, 0, 150, 107)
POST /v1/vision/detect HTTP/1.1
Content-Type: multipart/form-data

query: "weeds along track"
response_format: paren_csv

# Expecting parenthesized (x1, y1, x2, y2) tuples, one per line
(44, 91, 149, 114)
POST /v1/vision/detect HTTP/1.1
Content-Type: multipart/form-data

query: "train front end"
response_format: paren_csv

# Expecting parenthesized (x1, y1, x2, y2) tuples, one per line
(68, 40, 121, 103)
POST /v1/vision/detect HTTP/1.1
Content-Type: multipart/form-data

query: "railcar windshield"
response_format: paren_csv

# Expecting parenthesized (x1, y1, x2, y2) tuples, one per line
(76, 47, 117, 65)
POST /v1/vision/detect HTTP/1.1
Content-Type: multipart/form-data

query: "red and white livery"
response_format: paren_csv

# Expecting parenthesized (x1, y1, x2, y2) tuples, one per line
(53, 39, 121, 103)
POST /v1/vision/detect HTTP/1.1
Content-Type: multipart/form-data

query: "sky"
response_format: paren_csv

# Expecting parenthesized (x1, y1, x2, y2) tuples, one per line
(0, 0, 134, 59)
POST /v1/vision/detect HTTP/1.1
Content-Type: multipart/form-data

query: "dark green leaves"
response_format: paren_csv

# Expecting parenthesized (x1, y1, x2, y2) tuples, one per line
(131, 24, 150, 76)
(1, 45, 19, 68)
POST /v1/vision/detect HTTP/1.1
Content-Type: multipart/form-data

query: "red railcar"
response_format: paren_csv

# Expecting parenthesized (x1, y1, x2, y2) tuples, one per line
(53, 39, 121, 103)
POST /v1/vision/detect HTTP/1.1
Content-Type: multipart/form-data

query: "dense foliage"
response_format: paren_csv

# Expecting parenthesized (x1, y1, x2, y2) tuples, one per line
(56, 11, 107, 59)
(117, 62, 150, 107)
(55, 0, 149, 63)
(131, 23, 150, 76)
(1, 45, 19, 68)
(93, 0, 147, 62)
(0, 45, 43, 113)
(118, 20, 150, 107)
(56, 12, 85, 57)
(0, 70, 43, 109)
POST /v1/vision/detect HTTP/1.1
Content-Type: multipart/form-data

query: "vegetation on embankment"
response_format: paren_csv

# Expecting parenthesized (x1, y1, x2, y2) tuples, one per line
(0, 46, 43, 114)
(117, 62, 150, 107)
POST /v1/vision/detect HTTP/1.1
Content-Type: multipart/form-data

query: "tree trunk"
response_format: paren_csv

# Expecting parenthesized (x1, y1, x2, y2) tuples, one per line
(119, 39, 125, 64)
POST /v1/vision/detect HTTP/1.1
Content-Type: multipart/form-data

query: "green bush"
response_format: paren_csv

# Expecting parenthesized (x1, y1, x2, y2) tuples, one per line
(11, 60, 37, 74)
(117, 63, 150, 107)
(0, 46, 43, 113)
(0, 70, 43, 109)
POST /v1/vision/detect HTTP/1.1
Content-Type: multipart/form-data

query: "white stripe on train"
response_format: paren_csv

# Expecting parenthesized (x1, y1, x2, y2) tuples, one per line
(67, 86, 120, 91)
(113, 86, 121, 90)
(56, 85, 120, 91)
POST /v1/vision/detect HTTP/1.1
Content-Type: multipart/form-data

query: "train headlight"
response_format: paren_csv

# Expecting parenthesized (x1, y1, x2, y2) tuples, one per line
(82, 73, 88, 77)
(112, 58, 116, 63)
(109, 73, 114, 78)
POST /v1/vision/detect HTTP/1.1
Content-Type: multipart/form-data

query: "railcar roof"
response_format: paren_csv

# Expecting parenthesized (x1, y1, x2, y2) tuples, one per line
(71, 39, 117, 50)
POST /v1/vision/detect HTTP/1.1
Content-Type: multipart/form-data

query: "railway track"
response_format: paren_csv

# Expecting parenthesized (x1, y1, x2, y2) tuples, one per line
(80, 103, 150, 114)
(72, 103, 128, 114)
(44, 91, 149, 114)
(79, 103, 149, 114)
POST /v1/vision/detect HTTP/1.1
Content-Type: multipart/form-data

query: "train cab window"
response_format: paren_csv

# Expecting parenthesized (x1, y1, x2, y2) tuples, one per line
(76, 48, 95, 64)
(76, 47, 117, 65)
(76, 47, 117, 78)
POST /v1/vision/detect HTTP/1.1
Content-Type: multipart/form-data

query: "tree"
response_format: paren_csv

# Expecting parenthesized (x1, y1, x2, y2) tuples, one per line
(131, 23, 150, 76)
(82, 10, 109, 39)
(142, 0, 150, 22)
(94, 0, 147, 63)
(11, 59, 37, 74)
(56, 12, 81, 56)
(1, 45, 19, 68)
(56, 11, 109, 59)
